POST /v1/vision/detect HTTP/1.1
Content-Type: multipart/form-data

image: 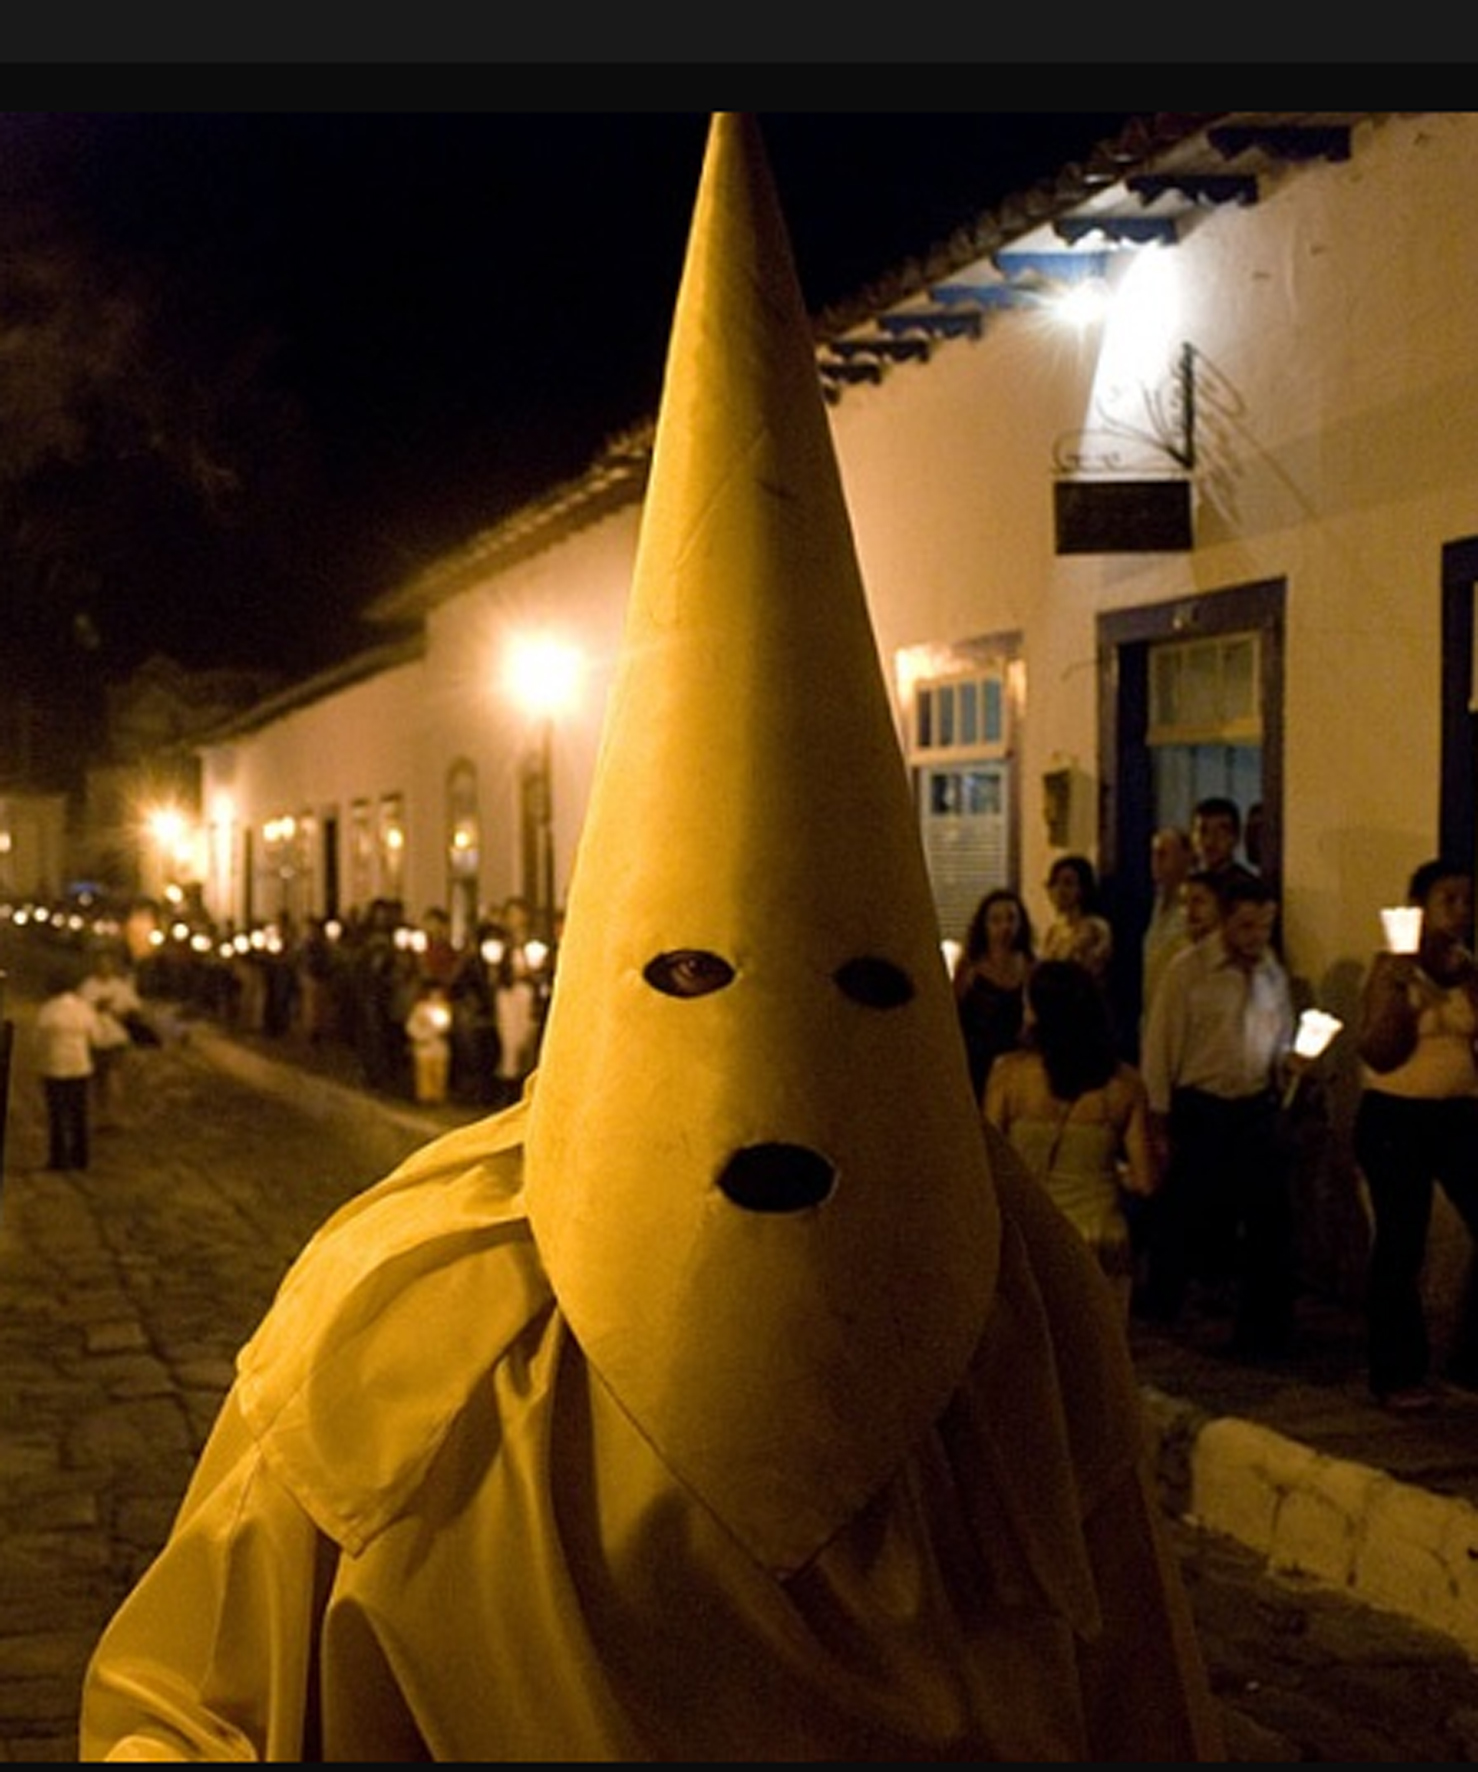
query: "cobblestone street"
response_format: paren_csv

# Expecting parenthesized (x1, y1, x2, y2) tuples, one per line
(5, 991, 1478, 1760)
(0, 998, 432, 1761)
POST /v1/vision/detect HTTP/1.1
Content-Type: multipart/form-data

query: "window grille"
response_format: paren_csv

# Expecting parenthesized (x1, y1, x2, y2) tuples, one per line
(1148, 633, 1260, 745)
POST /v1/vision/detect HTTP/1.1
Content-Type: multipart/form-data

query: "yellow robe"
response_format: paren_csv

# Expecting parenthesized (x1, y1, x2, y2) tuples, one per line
(80, 1105, 1223, 1762)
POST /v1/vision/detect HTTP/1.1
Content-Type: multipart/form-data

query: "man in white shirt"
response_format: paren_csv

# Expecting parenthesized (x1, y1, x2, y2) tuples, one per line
(1140, 824, 1193, 1041)
(1137, 872, 1305, 1356)
(34, 969, 106, 1171)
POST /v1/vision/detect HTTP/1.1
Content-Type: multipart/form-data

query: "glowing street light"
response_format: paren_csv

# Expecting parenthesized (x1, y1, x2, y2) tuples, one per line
(148, 806, 187, 855)
(503, 634, 583, 942)
(503, 635, 583, 723)
(144, 805, 195, 897)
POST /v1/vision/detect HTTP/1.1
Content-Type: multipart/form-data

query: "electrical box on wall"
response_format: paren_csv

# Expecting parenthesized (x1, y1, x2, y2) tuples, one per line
(1054, 479, 1194, 554)
(1042, 765, 1074, 848)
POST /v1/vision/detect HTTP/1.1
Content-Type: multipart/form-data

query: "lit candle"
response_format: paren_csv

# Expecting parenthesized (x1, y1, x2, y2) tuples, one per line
(1293, 1008, 1343, 1060)
(1380, 906, 1423, 954)
(1283, 1008, 1344, 1108)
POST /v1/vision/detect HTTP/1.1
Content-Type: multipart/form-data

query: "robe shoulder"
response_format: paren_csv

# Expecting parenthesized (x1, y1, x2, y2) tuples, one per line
(957, 1120, 1152, 1636)
(225, 1103, 1141, 1571)
(234, 1099, 553, 1554)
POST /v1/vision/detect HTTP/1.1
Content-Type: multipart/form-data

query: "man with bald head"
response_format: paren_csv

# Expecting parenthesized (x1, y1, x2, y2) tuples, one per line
(1141, 824, 1194, 1040)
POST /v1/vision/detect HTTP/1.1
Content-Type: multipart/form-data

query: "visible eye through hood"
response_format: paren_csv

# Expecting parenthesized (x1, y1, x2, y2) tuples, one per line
(523, 112, 1000, 1577)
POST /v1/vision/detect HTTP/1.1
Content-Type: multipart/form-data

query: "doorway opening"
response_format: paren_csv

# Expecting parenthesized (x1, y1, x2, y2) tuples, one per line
(1098, 577, 1285, 1042)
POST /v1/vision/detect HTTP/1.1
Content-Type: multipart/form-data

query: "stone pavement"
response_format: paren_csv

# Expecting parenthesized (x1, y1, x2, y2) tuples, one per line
(7, 984, 1478, 1759)
(0, 995, 449, 1762)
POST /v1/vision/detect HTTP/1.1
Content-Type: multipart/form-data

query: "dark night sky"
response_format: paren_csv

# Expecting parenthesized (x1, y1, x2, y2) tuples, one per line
(0, 110, 1142, 690)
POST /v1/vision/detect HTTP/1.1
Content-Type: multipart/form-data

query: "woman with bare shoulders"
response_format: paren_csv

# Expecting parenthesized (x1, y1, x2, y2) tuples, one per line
(985, 958, 1159, 1319)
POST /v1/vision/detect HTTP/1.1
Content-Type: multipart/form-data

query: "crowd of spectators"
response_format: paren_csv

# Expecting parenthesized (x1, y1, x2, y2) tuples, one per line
(0, 888, 558, 1112)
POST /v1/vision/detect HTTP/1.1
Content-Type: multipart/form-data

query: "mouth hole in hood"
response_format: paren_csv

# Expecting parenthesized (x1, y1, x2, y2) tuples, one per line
(717, 1142, 836, 1213)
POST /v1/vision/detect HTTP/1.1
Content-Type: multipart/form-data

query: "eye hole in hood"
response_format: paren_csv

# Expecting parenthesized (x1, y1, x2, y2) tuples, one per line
(834, 955, 913, 1009)
(643, 950, 735, 998)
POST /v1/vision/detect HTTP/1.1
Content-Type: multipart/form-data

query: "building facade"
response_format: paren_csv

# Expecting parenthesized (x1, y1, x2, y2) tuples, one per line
(0, 791, 68, 904)
(192, 110, 1478, 1291)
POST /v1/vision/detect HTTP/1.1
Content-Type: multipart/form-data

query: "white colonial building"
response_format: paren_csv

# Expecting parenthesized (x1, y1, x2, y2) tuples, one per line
(192, 110, 1478, 1293)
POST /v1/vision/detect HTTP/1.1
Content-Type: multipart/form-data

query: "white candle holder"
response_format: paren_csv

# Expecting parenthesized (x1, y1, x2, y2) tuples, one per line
(1283, 1008, 1344, 1108)
(1380, 906, 1423, 954)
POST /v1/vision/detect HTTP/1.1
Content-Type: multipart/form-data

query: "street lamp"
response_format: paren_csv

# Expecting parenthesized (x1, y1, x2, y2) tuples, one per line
(503, 634, 582, 942)
(146, 805, 192, 899)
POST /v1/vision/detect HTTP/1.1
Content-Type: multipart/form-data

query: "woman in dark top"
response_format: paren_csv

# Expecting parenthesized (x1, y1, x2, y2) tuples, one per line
(952, 886, 1035, 1100)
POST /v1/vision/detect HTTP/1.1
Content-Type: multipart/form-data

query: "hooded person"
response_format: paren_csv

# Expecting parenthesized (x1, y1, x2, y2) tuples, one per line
(79, 113, 1223, 1763)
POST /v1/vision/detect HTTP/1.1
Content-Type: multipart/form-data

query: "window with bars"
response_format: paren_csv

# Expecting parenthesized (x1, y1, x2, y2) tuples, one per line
(914, 670, 1008, 757)
(1148, 633, 1260, 745)
(1147, 632, 1263, 846)
(349, 800, 374, 909)
(378, 794, 406, 901)
(910, 663, 1013, 942)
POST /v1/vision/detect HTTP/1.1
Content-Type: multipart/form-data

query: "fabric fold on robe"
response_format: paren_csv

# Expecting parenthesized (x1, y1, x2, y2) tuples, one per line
(80, 1101, 1222, 1763)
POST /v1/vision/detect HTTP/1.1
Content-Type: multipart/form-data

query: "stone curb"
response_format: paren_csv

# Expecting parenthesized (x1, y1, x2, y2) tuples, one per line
(1141, 1385, 1478, 1658)
(187, 1023, 456, 1142)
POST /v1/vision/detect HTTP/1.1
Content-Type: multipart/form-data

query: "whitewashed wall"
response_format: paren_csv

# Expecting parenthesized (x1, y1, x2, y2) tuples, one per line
(0, 793, 69, 902)
(202, 112, 1478, 1006)
(200, 655, 427, 929)
(832, 111, 1478, 997)
(416, 506, 639, 921)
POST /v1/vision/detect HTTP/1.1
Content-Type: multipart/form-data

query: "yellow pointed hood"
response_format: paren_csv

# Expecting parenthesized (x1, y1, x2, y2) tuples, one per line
(524, 112, 1000, 1575)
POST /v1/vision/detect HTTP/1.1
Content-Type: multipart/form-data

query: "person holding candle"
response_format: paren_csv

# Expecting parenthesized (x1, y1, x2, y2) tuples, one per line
(1138, 871, 1305, 1356)
(1354, 857, 1478, 1412)
(404, 981, 453, 1106)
